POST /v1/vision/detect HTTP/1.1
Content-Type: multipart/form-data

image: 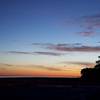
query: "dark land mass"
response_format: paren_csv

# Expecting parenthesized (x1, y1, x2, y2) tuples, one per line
(0, 77, 100, 100)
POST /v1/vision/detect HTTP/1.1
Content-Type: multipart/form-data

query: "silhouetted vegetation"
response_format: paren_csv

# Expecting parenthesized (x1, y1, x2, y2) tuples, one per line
(81, 56, 100, 82)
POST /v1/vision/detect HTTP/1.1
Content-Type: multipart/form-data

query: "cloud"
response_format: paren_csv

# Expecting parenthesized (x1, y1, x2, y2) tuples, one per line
(76, 13, 100, 37)
(97, 41, 100, 43)
(83, 14, 100, 29)
(61, 61, 94, 67)
(33, 65, 64, 71)
(4, 43, 100, 57)
(32, 42, 82, 48)
(5, 51, 63, 56)
(0, 63, 13, 67)
(79, 31, 94, 37)
(7, 51, 33, 55)
(32, 43, 100, 52)
(0, 63, 64, 71)
(0, 63, 14, 71)
(32, 43, 54, 47)
(73, 43, 82, 46)
(48, 45, 100, 52)
(34, 51, 63, 56)
(55, 43, 82, 47)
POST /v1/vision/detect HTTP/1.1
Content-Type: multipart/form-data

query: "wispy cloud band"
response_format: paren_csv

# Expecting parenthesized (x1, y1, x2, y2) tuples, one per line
(61, 61, 94, 67)
(5, 51, 63, 56)
(79, 13, 100, 37)
(34, 51, 63, 56)
(32, 43, 100, 52)
(48, 45, 100, 52)
(0, 63, 64, 71)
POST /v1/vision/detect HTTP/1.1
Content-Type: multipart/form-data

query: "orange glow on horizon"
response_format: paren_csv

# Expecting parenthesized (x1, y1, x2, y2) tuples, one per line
(0, 67, 81, 78)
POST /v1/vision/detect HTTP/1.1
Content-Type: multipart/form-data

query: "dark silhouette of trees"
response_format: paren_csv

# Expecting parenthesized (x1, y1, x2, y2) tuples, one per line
(81, 56, 100, 82)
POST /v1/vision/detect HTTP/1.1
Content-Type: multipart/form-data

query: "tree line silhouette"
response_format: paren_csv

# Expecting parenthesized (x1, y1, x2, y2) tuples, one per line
(81, 56, 100, 82)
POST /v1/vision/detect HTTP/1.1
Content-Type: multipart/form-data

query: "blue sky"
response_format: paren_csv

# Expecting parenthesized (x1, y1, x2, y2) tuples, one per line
(0, 0, 100, 77)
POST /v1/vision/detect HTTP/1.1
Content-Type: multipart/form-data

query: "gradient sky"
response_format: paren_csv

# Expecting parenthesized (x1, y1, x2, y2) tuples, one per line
(0, 0, 100, 77)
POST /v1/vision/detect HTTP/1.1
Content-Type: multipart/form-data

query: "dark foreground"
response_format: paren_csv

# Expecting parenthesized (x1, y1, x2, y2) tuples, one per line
(0, 77, 100, 100)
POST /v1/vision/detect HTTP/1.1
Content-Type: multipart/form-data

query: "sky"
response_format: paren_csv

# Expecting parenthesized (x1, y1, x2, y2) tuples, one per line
(0, 0, 100, 77)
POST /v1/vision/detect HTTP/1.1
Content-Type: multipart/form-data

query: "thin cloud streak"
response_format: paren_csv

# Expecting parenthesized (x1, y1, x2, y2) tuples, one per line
(0, 63, 64, 71)
(48, 45, 100, 52)
(79, 31, 94, 37)
(32, 43, 54, 47)
(32, 43, 82, 47)
(33, 65, 64, 71)
(7, 51, 33, 55)
(34, 51, 63, 56)
(4, 51, 63, 56)
(0, 63, 15, 71)
(32, 43, 100, 52)
(61, 61, 94, 67)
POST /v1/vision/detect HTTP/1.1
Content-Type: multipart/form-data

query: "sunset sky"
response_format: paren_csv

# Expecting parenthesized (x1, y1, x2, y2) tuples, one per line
(0, 0, 100, 77)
